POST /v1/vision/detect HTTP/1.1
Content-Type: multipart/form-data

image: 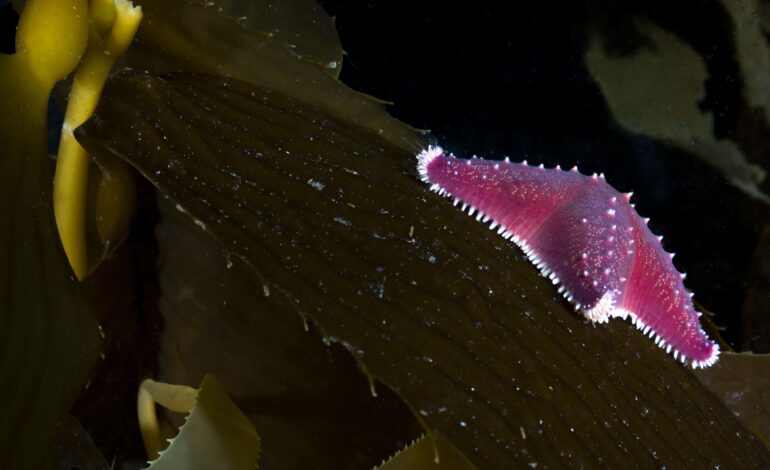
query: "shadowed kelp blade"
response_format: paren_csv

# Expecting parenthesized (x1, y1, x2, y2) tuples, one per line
(696, 352, 770, 443)
(155, 196, 422, 468)
(128, 0, 415, 151)
(76, 71, 770, 468)
(0, 118, 100, 470)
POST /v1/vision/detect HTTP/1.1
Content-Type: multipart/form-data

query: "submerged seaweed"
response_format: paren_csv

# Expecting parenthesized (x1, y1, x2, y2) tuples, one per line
(3, 0, 770, 468)
(76, 71, 770, 468)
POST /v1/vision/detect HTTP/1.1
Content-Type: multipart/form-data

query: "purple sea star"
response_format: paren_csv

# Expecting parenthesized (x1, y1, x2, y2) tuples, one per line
(417, 146, 719, 368)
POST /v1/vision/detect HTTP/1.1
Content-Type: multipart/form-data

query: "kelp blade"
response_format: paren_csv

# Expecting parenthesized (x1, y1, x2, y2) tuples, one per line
(696, 352, 770, 444)
(77, 71, 770, 468)
(154, 195, 421, 468)
(127, 0, 416, 152)
(0, 0, 99, 467)
(213, 0, 344, 76)
(143, 375, 261, 470)
(375, 434, 475, 470)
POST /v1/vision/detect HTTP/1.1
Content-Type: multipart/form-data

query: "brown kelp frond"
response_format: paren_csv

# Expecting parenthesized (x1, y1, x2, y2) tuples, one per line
(77, 71, 770, 468)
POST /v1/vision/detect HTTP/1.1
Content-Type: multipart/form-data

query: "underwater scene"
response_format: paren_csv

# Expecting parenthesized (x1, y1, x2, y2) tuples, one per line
(1, 0, 770, 468)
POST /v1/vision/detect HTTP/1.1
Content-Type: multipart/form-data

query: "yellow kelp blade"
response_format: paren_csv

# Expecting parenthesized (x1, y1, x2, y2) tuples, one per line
(138, 375, 261, 470)
(375, 434, 476, 470)
(53, 0, 142, 279)
(0, 0, 100, 469)
(12, 0, 89, 84)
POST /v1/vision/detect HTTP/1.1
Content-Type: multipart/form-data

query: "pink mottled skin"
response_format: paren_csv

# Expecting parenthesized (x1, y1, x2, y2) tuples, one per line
(417, 146, 719, 368)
